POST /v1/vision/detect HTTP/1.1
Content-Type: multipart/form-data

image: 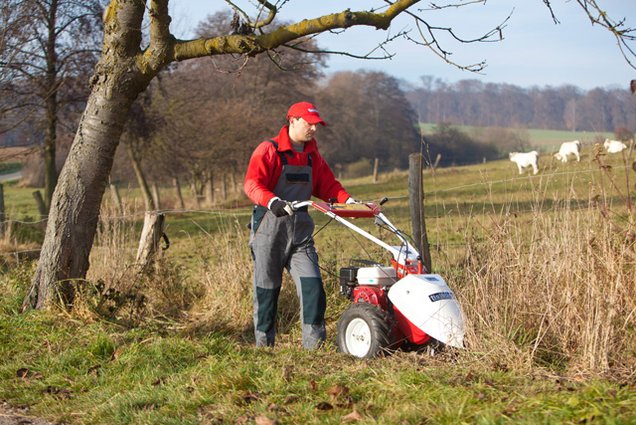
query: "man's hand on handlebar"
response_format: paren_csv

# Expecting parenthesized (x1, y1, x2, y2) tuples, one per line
(270, 199, 294, 217)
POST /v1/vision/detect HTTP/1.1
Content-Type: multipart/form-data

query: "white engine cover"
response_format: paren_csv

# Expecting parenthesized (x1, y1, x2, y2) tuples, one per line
(388, 274, 465, 348)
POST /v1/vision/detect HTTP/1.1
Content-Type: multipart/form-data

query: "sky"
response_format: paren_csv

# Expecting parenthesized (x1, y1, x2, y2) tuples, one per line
(169, 1, 636, 91)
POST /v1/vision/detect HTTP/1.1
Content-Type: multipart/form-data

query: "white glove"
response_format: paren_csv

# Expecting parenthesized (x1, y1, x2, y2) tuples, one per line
(346, 197, 357, 204)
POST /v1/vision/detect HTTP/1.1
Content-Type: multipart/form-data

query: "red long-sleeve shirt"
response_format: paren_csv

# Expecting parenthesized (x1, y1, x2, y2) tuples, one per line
(244, 125, 350, 207)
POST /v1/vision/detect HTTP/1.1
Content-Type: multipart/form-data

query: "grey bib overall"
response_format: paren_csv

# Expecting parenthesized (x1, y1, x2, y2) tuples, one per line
(249, 141, 327, 349)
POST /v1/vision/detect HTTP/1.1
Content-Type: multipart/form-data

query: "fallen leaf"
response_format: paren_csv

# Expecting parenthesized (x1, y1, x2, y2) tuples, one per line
(282, 366, 293, 382)
(316, 401, 333, 411)
(242, 391, 260, 404)
(255, 415, 277, 425)
(309, 380, 317, 392)
(327, 384, 349, 399)
(111, 347, 123, 361)
(235, 415, 249, 425)
(342, 410, 363, 422)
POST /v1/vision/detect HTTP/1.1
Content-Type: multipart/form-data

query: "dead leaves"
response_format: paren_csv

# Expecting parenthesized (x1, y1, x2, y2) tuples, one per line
(232, 382, 363, 423)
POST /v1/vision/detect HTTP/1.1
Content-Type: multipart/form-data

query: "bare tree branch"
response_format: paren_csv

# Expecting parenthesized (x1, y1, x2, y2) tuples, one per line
(574, 0, 636, 69)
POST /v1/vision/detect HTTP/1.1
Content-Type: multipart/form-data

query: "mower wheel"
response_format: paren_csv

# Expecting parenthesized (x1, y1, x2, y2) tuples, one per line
(336, 303, 392, 359)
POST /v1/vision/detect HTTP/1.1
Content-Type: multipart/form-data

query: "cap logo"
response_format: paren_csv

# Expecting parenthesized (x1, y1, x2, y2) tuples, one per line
(308, 108, 319, 113)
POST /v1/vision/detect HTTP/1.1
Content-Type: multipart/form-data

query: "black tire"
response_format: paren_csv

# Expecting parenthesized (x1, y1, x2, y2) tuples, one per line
(336, 303, 392, 359)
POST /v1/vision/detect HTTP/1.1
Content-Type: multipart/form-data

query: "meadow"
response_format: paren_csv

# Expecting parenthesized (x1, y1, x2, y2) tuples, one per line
(0, 142, 635, 424)
(418, 122, 614, 152)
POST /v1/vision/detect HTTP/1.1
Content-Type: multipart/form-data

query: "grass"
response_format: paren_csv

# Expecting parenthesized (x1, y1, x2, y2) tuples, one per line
(419, 122, 614, 152)
(2, 267, 635, 424)
(1, 143, 636, 423)
(0, 162, 22, 174)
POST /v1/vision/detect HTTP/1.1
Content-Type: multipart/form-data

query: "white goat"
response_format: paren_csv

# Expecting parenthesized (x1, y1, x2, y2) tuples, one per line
(553, 140, 581, 163)
(509, 151, 539, 175)
(604, 139, 627, 153)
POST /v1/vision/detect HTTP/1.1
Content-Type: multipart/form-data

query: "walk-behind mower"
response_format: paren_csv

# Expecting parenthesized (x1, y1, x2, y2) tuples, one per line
(291, 199, 465, 359)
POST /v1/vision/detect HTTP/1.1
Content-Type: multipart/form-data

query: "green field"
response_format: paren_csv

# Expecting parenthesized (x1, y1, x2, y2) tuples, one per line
(419, 122, 614, 152)
(1, 146, 636, 424)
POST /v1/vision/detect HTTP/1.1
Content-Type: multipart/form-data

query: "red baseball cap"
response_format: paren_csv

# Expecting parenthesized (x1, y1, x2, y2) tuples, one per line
(287, 101, 326, 126)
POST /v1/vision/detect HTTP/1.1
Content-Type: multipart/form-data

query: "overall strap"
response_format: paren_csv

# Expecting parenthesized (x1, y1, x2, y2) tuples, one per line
(268, 139, 312, 167)
(268, 139, 293, 165)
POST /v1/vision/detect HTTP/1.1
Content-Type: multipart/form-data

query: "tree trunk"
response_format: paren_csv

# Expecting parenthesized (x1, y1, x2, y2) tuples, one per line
(221, 172, 228, 201)
(43, 91, 58, 213)
(32, 190, 47, 219)
(372, 158, 379, 183)
(0, 184, 4, 238)
(191, 179, 201, 208)
(229, 171, 237, 193)
(173, 176, 185, 210)
(109, 183, 123, 216)
(24, 62, 148, 310)
(127, 143, 155, 211)
(43, 0, 59, 212)
(151, 183, 161, 210)
(205, 170, 214, 206)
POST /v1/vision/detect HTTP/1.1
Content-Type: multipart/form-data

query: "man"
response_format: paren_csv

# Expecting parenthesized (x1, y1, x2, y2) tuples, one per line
(243, 101, 355, 349)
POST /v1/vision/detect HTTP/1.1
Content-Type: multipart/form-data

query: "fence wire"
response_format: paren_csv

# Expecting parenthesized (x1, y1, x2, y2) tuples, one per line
(1, 162, 634, 259)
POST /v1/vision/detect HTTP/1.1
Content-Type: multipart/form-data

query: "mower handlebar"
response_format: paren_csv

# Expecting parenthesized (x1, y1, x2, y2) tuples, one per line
(290, 200, 314, 211)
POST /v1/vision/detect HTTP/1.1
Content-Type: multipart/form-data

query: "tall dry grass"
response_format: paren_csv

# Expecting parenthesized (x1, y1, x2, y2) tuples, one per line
(455, 195, 636, 377)
(85, 167, 636, 378)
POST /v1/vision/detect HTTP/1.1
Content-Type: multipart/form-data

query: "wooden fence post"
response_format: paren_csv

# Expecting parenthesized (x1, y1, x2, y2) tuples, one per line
(372, 158, 379, 183)
(136, 212, 166, 273)
(408, 153, 432, 272)
(433, 153, 442, 171)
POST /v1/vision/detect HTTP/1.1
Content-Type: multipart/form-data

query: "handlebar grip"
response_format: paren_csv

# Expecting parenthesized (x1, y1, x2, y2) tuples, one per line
(379, 197, 389, 205)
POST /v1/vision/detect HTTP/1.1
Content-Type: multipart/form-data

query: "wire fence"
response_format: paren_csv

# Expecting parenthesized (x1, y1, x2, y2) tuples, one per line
(1, 162, 634, 260)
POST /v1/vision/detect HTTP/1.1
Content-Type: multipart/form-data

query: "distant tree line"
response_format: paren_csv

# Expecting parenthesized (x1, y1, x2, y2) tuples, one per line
(406, 76, 636, 133)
